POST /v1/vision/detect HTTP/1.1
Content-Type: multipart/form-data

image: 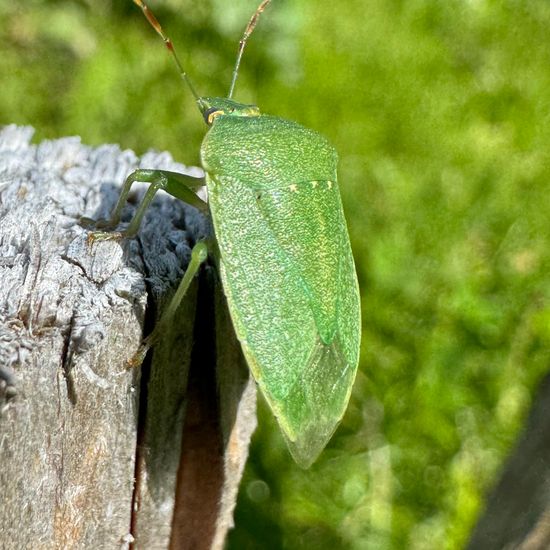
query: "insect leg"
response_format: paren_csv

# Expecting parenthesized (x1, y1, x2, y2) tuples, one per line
(86, 169, 207, 242)
(122, 170, 208, 238)
(129, 240, 209, 367)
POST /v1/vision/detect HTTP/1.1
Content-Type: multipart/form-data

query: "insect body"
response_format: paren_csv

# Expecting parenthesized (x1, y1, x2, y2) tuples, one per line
(92, 0, 361, 468)
(202, 98, 361, 465)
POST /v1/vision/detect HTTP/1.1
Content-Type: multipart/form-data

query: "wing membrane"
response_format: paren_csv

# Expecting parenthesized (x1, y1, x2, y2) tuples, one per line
(208, 173, 361, 467)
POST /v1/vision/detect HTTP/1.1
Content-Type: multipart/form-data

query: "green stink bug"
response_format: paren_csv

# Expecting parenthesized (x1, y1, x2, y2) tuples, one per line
(91, 0, 361, 468)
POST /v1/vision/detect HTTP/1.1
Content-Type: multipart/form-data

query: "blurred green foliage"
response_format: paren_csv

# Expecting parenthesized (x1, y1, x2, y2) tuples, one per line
(2, 0, 550, 547)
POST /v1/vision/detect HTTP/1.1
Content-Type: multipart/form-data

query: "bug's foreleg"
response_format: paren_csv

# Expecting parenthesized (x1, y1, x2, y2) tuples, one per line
(129, 240, 209, 367)
(84, 169, 207, 242)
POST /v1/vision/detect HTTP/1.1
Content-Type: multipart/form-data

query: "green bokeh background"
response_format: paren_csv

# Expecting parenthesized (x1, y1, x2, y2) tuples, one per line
(2, 0, 550, 547)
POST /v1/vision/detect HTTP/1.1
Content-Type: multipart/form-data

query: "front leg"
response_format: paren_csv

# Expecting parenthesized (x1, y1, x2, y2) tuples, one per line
(82, 169, 212, 365)
(82, 169, 208, 242)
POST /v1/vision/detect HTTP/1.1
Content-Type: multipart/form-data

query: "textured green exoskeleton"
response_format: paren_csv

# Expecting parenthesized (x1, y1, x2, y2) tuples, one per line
(202, 99, 361, 465)
(91, 0, 361, 468)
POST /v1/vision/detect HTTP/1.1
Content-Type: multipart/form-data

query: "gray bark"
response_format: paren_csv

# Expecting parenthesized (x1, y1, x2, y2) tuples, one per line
(0, 125, 256, 550)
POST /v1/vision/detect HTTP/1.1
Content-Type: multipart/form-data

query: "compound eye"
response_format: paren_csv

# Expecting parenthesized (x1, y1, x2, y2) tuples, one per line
(204, 107, 223, 125)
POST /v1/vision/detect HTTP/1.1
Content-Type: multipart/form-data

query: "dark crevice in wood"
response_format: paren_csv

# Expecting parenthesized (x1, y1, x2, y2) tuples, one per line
(0, 366, 17, 399)
(170, 267, 224, 550)
(129, 239, 157, 548)
(60, 311, 77, 406)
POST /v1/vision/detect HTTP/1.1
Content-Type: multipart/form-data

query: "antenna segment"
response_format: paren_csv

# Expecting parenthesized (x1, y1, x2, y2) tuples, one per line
(228, 0, 272, 99)
(132, 0, 200, 101)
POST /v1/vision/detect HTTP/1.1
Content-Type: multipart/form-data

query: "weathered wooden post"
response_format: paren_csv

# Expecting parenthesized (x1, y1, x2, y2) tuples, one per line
(0, 125, 256, 549)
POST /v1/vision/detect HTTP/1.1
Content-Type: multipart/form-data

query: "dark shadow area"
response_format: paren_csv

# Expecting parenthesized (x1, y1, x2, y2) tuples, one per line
(468, 372, 550, 550)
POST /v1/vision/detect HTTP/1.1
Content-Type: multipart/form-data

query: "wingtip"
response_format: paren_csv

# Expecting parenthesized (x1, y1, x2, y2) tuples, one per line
(280, 414, 341, 469)
(271, 336, 358, 467)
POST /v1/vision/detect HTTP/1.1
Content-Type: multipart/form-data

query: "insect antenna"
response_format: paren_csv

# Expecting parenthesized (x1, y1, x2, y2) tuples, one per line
(228, 0, 272, 99)
(132, 0, 200, 102)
